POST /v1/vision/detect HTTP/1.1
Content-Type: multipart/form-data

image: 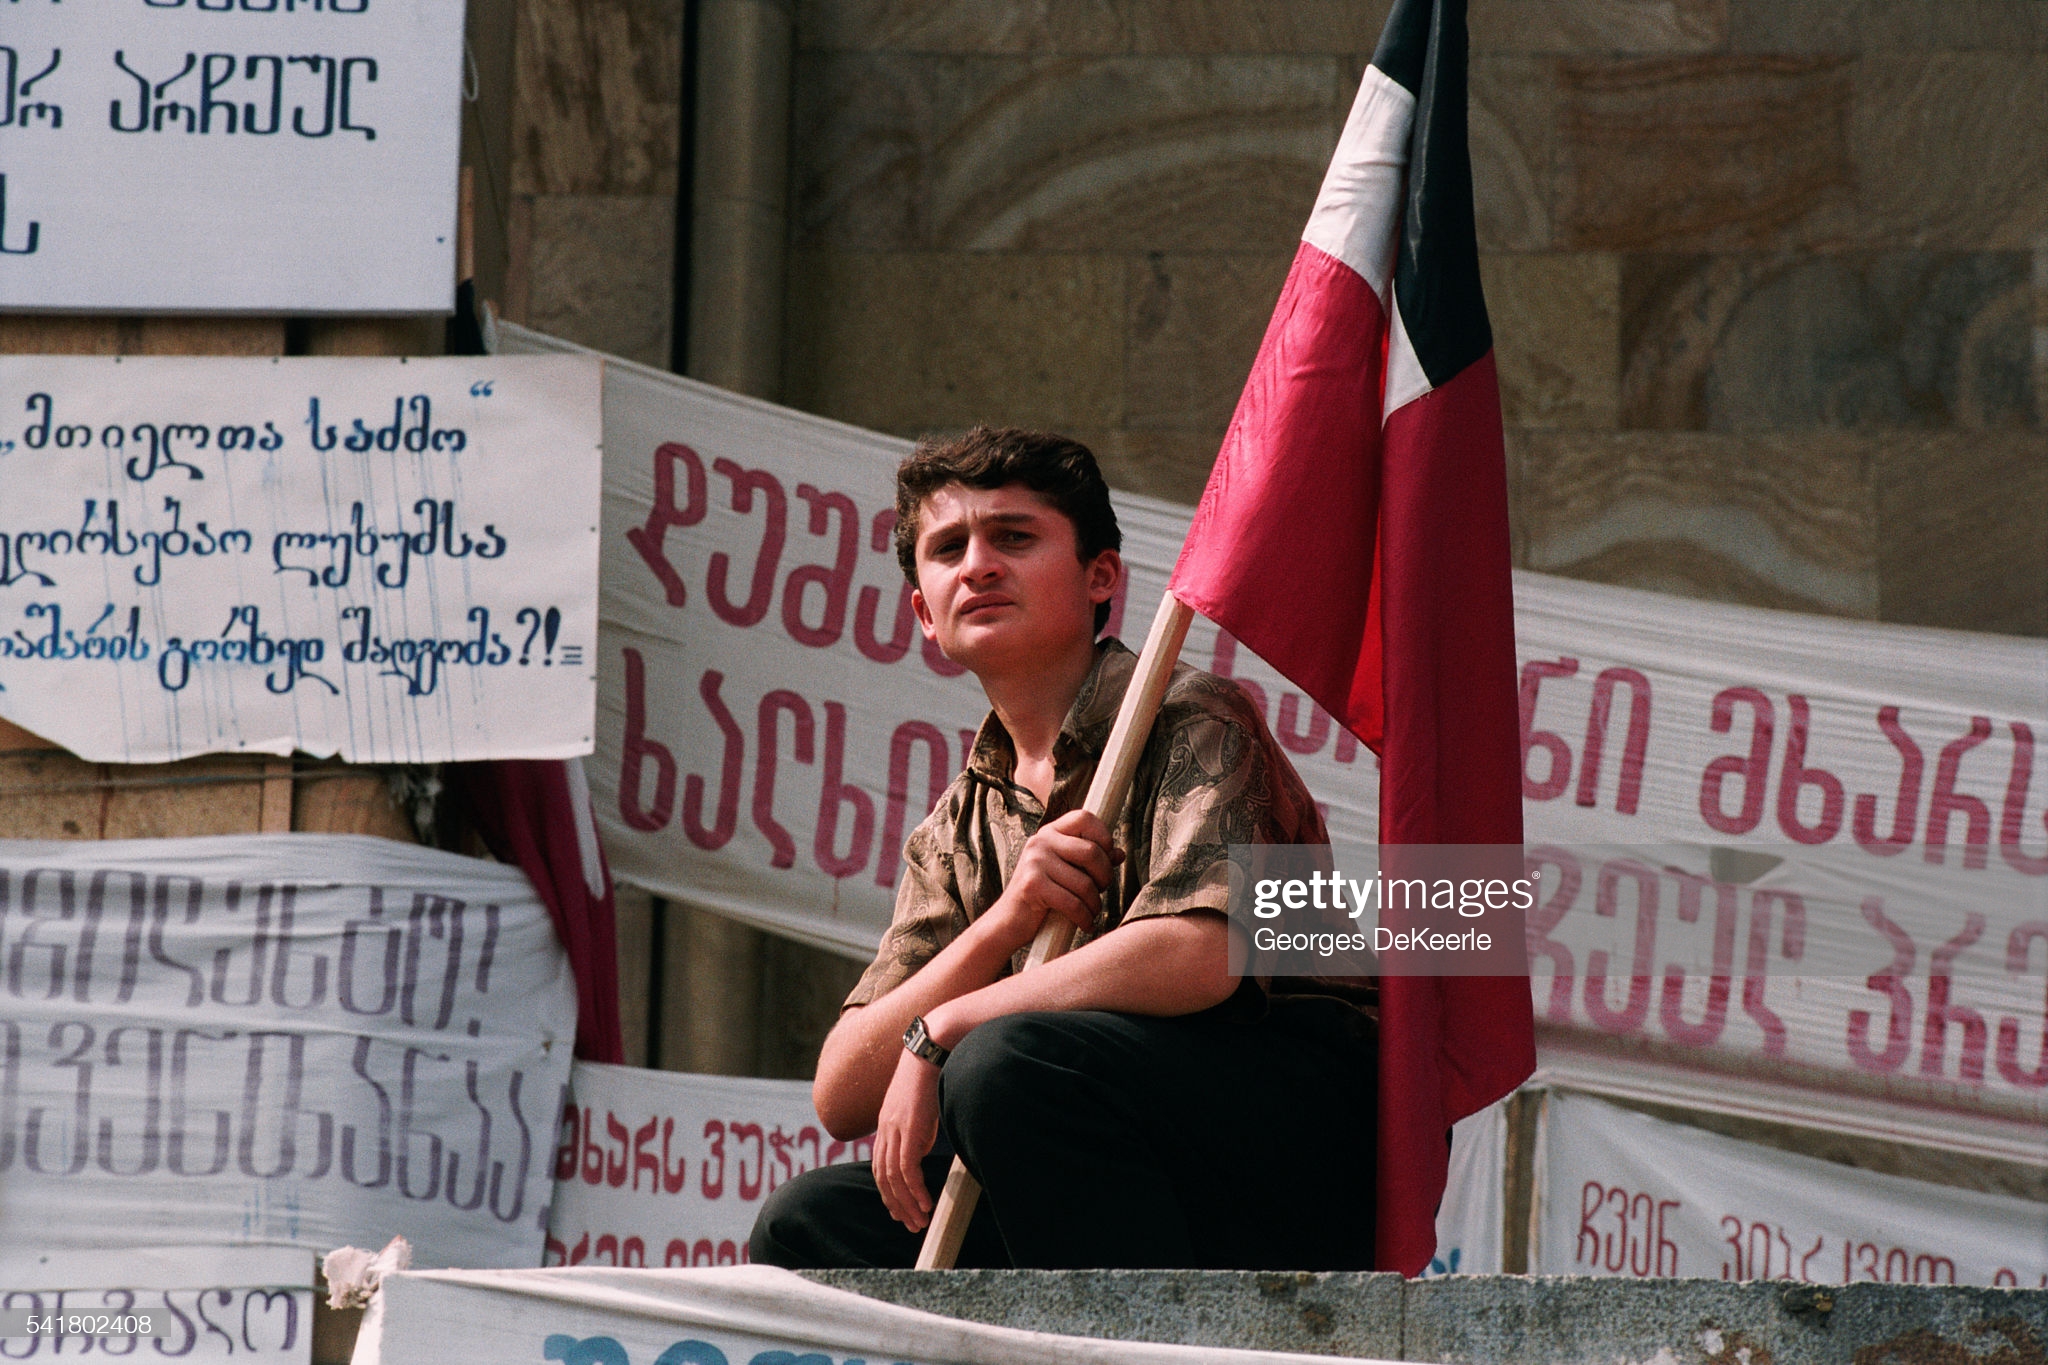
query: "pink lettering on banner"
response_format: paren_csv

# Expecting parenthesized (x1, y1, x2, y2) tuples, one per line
(1576, 1180, 1680, 1276)
(877, 722, 950, 891)
(1845, 898, 1915, 1073)
(752, 692, 813, 869)
(1658, 868, 1734, 1048)
(854, 510, 915, 664)
(1775, 695, 1844, 845)
(1854, 706, 1924, 856)
(1518, 656, 1579, 802)
(1577, 667, 1651, 815)
(1583, 859, 1658, 1034)
(2001, 722, 2048, 875)
(704, 458, 787, 629)
(784, 484, 858, 649)
(815, 702, 875, 880)
(617, 649, 674, 832)
(684, 671, 746, 850)
(1924, 716, 1993, 869)
(1920, 915, 1988, 1082)
(1719, 1215, 1821, 1282)
(1742, 889, 1805, 1057)
(1524, 845, 1580, 1022)
(624, 443, 707, 609)
(1998, 922, 2048, 1088)
(1842, 1240, 1957, 1285)
(1699, 687, 1773, 836)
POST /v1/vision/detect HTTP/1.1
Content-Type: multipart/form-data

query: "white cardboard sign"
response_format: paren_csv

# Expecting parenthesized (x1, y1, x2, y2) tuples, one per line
(0, 356, 602, 763)
(0, 834, 578, 1269)
(0, 0, 464, 313)
(545, 1063, 869, 1269)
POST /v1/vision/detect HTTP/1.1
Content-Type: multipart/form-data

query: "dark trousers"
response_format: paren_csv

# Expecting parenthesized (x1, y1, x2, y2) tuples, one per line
(749, 1001, 1376, 1270)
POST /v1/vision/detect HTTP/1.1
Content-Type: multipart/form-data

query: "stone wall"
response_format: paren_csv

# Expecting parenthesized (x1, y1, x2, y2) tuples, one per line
(781, 0, 2048, 635)
(805, 1270, 2048, 1365)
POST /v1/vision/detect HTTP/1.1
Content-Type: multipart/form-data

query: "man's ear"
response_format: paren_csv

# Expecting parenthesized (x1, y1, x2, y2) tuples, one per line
(1086, 550, 1123, 605)
(910, 585, 940, 642)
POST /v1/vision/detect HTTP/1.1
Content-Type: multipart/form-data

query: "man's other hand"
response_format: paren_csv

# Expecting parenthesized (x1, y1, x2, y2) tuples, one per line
(872, 1047, 943, 1232)
(981, 810, 1122, 953)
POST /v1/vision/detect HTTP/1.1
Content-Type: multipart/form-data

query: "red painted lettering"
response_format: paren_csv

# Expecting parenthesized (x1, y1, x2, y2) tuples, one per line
(705, 458, 787, 628)
(1578, 667, 1650, 814)
(1775, 695, 1843, 845)
(1519, 657, 1579, 801)
(1853, 706, 1923, 856)
(624, 443, 707, 608)
(814, 701, 874, 879)
(783, 484, 858, 648)
(1699, 687, 1773, 835)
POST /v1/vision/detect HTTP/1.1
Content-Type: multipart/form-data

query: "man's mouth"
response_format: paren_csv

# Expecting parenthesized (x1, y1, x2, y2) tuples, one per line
(959, 596, 1014, 618)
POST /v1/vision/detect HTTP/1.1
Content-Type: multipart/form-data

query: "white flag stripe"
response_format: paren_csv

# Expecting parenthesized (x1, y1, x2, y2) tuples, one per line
(1383, 289, 1435, 419)
(1302, 64, 1414, 303)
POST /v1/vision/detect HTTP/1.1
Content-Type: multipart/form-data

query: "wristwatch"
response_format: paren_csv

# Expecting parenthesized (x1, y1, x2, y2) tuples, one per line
(902, 1015, 950, 1068)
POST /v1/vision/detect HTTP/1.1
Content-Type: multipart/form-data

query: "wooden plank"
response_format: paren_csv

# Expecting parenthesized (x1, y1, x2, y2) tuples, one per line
(100, 757, 266, 839)
(259, 759, 296, 834)
(292, 762, 417, 842)
(0, 748, 107, 839)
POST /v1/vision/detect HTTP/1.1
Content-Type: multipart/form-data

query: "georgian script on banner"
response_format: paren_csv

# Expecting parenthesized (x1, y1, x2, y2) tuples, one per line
(494, 323, 2048, 1125)
(0, 1247, 314, 1363)
(0, 834, 578, 1268)
(0, 356, 601, 763)
(0, 0, 463, 313)
(545, 1063, 869, 1269)
(1534, 1091, 2048, 1286)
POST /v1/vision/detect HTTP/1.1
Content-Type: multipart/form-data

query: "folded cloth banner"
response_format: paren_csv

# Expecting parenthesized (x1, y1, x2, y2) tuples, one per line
(546, 1063, 869, 1269)
(0, 356, 602, 763)
(0, 834, 577, 1268)
(353, 1264, 1393, 1365)
(1533, 1090, 2048, 1286)
(494, 322, 2048, 1146)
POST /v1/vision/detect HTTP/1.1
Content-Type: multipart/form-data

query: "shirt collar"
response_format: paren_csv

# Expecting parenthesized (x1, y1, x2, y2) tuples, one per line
(965, 637, 1136, 787)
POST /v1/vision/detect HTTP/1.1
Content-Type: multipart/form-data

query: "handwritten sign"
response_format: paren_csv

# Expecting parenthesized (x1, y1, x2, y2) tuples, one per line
(545, 1063, 868, 1269)
(0, 355, 601, 763)
(0, 833, 578, 1268)
(1535, 1091, 2048, 1286)
(0, 0, 463, 313)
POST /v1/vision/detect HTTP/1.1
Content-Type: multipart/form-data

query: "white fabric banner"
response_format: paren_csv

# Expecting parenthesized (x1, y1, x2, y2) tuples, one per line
(546, 1063, 867, 1269)
(1425, 1102, 1506, 1277)
(1534, 1090, 2048, 1286)
(0, 356, 602, 763)
(0, 0, 463, 313)
(495, 322, 2048, 1127)
(353, 1264, 1388, 1365)
(0, 1246, 313, 1363)
(0, 834, 577, 1268)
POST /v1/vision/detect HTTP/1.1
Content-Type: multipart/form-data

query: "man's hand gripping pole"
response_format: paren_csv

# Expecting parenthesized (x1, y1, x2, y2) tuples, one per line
(913, 591, 1196, 1269)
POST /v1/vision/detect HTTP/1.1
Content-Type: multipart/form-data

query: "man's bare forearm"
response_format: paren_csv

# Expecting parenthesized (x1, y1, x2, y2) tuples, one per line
(814, 910, 1232, 1139)
(922, 911, 1232, 1052)
(813, 908, 1032, 1140)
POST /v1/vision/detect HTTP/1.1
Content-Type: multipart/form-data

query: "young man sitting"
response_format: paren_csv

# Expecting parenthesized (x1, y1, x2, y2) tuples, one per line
(749, 426, 1377, 1270)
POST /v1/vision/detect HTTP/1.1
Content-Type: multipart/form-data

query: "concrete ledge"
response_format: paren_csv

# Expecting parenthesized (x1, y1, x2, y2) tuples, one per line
(800, 1272, 2048, 1364)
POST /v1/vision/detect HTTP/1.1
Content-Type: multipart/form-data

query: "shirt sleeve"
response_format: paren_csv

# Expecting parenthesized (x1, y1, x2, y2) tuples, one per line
(1120, 704, 1327, 926)
(841, 803, 970, 1012)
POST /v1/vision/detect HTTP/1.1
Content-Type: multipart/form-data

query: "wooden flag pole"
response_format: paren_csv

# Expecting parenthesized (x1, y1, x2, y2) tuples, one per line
(914, 589, 1196, 1269)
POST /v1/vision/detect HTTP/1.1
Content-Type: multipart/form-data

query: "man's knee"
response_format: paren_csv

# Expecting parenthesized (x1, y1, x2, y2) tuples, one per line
(940, 1010, 1145, 1157)
(748, 1162, 860, 1268)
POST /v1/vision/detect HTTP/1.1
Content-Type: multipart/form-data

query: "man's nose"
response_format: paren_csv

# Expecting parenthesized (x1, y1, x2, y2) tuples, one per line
(960, 531, 1002, 582)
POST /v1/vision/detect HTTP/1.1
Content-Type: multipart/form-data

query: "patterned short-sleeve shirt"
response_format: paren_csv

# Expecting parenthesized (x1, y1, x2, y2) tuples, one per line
(844, 637, 1375, 1019)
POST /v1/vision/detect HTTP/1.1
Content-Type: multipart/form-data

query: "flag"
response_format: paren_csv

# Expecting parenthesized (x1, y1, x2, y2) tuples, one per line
(458, 758, 626, 1064)
(1167, 0, 1532, 1276)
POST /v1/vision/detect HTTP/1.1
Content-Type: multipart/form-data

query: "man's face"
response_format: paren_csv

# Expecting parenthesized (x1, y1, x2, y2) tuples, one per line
(909, 482, 1120, 674)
